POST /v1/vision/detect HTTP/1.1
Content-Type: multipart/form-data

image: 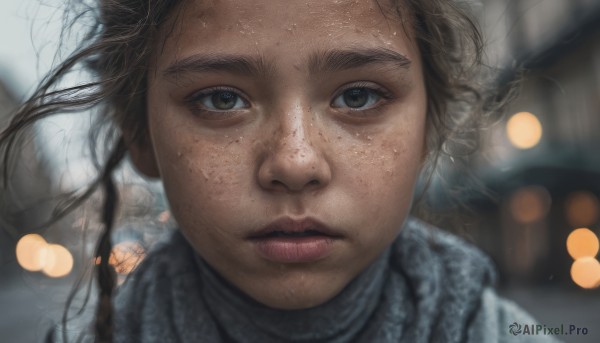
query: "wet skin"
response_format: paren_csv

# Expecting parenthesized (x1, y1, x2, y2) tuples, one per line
(130, 0, 427, 310)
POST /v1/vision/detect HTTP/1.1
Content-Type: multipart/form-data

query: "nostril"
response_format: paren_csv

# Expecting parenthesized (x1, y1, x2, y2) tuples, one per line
(271, 180, 285, 187)
(308, 179, 320, 186)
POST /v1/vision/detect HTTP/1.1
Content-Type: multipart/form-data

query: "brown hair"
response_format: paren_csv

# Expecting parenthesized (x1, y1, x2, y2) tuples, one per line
(0, 0, 513, 341)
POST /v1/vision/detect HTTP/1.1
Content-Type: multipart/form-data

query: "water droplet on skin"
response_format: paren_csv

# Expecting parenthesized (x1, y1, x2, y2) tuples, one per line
(367, 136, 373, 141)
(393, 31, 397, 36)
(355, 132, 360, 137)
(201, 168, 210, 181)
(177, 152, 183, 158)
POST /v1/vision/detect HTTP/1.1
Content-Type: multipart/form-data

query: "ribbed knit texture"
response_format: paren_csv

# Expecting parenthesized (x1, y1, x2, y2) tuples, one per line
(114, 217, 560, 342)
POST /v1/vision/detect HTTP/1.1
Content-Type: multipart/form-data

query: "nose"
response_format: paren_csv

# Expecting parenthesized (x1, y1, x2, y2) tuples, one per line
(257, 110, 331, 193)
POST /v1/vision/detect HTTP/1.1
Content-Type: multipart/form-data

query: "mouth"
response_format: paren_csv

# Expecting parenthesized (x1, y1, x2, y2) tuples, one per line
(247, 217, 343, 263)
(247, 217, 343, 239)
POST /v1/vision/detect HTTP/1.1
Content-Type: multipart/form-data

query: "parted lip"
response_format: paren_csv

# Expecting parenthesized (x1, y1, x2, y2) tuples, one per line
(247, 217, 344, 239)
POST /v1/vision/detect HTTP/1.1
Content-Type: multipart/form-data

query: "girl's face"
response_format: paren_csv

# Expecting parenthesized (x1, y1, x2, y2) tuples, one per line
(137, 0, 426, 309)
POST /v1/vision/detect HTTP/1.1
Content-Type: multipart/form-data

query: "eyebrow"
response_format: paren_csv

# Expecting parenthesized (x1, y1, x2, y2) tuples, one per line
(163, 53, 276, 81)
(307, 47, 412, 74)
(162, 47, 411, 81)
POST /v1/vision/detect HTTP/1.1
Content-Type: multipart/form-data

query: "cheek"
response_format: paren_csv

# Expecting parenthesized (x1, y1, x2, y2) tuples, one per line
(343, 134, 422, 200)
(152, 131, 251, 233)
(336, 126, 424, 243)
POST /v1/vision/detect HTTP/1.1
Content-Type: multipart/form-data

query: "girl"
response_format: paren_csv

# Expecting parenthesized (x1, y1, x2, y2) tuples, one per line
(1, 0, 558, 342)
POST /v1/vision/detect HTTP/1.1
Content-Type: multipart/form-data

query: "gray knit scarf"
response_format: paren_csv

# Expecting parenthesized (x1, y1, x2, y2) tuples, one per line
(114, 217, 555, 342)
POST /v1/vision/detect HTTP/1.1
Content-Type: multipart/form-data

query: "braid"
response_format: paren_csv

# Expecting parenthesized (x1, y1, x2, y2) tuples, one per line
(94, 137, 126, 343)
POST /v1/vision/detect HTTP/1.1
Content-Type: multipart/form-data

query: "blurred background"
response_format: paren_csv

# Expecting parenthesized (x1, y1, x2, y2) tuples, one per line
(1, 0, 600, 342)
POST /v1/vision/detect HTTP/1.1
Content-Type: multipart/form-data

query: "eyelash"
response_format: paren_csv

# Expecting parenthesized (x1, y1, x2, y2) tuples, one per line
(184, 82, 394, 119)
(185, 86, 250, 119)
(331, 82, 394, 115)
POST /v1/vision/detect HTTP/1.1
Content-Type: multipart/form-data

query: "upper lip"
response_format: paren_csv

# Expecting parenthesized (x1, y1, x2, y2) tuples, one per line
(247, 217, 344, 239)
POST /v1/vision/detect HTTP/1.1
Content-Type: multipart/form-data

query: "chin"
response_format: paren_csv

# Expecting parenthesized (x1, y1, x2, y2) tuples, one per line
(243, 272, 348, 310)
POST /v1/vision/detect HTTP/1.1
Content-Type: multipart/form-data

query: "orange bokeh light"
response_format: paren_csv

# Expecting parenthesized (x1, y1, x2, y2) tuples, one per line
(565, 191, 599, 228)
(42, 244, 74, 278)
(16, 234, 74, 278)
(566, 228, 599, 260)
(506, 112, 543, 149)
(15, 234, 48, 272)
(109, 241, 146, 275)
(570, 257, 600, 289)
(509, 186, 551, 224)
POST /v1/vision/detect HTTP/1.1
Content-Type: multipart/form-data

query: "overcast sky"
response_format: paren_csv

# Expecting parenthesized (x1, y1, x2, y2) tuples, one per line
(0, 1, 64, 95)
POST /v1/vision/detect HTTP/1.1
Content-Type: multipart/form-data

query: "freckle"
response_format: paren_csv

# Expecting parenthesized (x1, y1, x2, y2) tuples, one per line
(337, 136, 341, 139)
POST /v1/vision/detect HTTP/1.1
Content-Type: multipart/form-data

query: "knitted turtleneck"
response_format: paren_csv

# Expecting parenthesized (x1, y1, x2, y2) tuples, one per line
(114, 217, 559, 342)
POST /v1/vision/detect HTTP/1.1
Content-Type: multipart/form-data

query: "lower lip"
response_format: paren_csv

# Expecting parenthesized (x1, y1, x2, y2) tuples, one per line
(251, 236, 337, 263)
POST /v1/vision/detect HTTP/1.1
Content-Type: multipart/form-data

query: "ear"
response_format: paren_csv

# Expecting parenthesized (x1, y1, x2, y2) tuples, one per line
(123, 131, 161, 179)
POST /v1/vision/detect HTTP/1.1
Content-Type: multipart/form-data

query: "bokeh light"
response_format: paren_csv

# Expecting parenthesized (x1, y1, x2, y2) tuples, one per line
(15, 234, 48, 272)
(570, 257, 600, 289)
(42, 244, 74, 278)
(16, 234, 74, 278)
(565, 191, 600, 228)
(567, 228, 599, 260)
(109, 241, 146, 275)
(506, 112, 543, 149)
(509, 186, 551, 224)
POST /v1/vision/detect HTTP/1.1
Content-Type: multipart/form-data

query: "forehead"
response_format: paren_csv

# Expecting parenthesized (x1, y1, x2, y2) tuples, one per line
(155, 0, 416, 72)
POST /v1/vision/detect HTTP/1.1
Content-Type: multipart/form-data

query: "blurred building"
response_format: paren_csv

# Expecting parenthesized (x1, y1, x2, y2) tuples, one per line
(464, 0, 600, 290)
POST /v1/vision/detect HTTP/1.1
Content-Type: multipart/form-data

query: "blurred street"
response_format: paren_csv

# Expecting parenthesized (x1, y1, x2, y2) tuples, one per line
(0, 263, 94, 343)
